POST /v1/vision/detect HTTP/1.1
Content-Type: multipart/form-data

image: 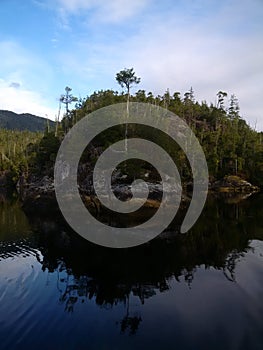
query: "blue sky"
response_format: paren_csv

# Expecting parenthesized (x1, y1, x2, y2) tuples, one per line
(0, 0, 263, 129)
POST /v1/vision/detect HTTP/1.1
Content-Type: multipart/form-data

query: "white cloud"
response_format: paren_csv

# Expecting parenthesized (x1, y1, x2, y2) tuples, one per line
(0, 79, 57, 119)
(55, 0, 151, 24)
(109, 1, 263, 130)
(37, 0, 263, 128)
(57, 7, 263, 116)
(19, 0, 263, 130)
(0, 40, 54, 92)
(0, 40, 58, 119)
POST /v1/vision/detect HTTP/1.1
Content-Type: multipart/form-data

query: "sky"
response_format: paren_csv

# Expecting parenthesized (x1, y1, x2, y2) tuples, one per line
(0, 0, 263, 129)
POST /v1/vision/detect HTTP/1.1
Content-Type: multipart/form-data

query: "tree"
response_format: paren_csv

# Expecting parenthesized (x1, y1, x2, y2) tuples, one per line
(60, 86, 78, 115)
(183, 87, 195, 124)
(115, 68, 141, 97)
(115, 68, 140, 152)
(60, 86, 78, 133)
(162, 88, 171, 109)
(228, 94, 240, 119)
(135, 89, 147, 102)
(217, 91, 228, 110)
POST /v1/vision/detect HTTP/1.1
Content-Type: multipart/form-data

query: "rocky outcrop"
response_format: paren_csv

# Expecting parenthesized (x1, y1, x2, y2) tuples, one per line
(17, 175, 54, 195)
(18, 172, 260, 215)
(19, 171, 187, 214)
(18, 175, 57, 214)
(210, 175, 260, 193)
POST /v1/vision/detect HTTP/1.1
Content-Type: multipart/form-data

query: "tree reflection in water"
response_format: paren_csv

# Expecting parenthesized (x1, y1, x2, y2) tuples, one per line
(1, 192, 263, 335)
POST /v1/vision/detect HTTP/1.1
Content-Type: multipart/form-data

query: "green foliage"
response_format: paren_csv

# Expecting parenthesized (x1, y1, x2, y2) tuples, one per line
(1, 85, 263, 187)
(0, 129, 43, 184)
(116, 68, 140, 94)
(73, 88, 263, 185)
(35, 132, 60, 175)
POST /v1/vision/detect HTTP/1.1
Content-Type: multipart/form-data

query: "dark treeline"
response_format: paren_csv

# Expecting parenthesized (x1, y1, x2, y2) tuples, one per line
(67, 88, 263, 185)
(1, 87, 263, 187)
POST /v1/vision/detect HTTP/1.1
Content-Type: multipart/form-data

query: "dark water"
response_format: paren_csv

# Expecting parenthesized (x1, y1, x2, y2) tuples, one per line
(1, 193, 263, 350)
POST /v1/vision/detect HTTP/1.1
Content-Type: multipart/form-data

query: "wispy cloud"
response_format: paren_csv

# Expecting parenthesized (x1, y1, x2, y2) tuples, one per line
(0, 79, 56, 118)
(0, 40, 54, 92)
(1, 0, 262, 128)
(128, 4, 263, 127)
(58, 0, 263, 127)
(55, 0, 151, 23)
(0, 40, 57, 117)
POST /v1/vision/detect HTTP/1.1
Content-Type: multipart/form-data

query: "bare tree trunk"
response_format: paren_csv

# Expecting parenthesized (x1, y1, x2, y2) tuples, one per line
(125, 88, 130, 153)
(55, 101, 61, 137)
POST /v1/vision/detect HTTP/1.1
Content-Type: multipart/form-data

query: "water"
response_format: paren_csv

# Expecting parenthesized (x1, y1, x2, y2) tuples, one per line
(0, 193, 263, 349)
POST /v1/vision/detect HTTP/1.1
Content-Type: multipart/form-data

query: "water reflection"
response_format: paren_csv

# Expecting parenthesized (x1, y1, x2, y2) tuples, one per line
(1, 192, 263, 348)
(0, 194, 31, 240)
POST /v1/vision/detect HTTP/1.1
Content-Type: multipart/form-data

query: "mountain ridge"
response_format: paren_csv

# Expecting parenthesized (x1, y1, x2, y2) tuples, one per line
(0, 109, 55, 132)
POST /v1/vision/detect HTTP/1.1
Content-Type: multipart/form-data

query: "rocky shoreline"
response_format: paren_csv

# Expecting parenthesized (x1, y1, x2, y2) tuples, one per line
(18, 175, 186, 214)
(209, 175, 260, 193)
(13, 173, 260, 215)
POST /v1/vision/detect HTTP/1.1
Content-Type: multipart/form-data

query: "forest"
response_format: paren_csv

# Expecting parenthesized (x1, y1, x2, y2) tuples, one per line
(1, 69, 263, 188)
(0, 110, 55, 132)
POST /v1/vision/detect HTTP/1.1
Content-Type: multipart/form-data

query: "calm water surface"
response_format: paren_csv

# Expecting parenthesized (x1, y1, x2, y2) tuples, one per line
(0, 193, 263, 350)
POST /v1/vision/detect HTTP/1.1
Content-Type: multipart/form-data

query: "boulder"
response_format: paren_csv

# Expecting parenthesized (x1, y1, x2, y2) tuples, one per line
(211, 175, 260, 193)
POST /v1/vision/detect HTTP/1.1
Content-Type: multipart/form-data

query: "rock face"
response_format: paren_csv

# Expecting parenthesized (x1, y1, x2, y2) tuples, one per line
(19, 171, 185, 214)
(210, 175, 260, 193)
(18, 172, 260, 215)
(17, 175, 54, 197)
(18, 175, 57, 214)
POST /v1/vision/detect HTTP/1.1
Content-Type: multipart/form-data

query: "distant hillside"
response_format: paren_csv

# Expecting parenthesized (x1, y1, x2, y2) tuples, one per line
(0, 110, 55, 132)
